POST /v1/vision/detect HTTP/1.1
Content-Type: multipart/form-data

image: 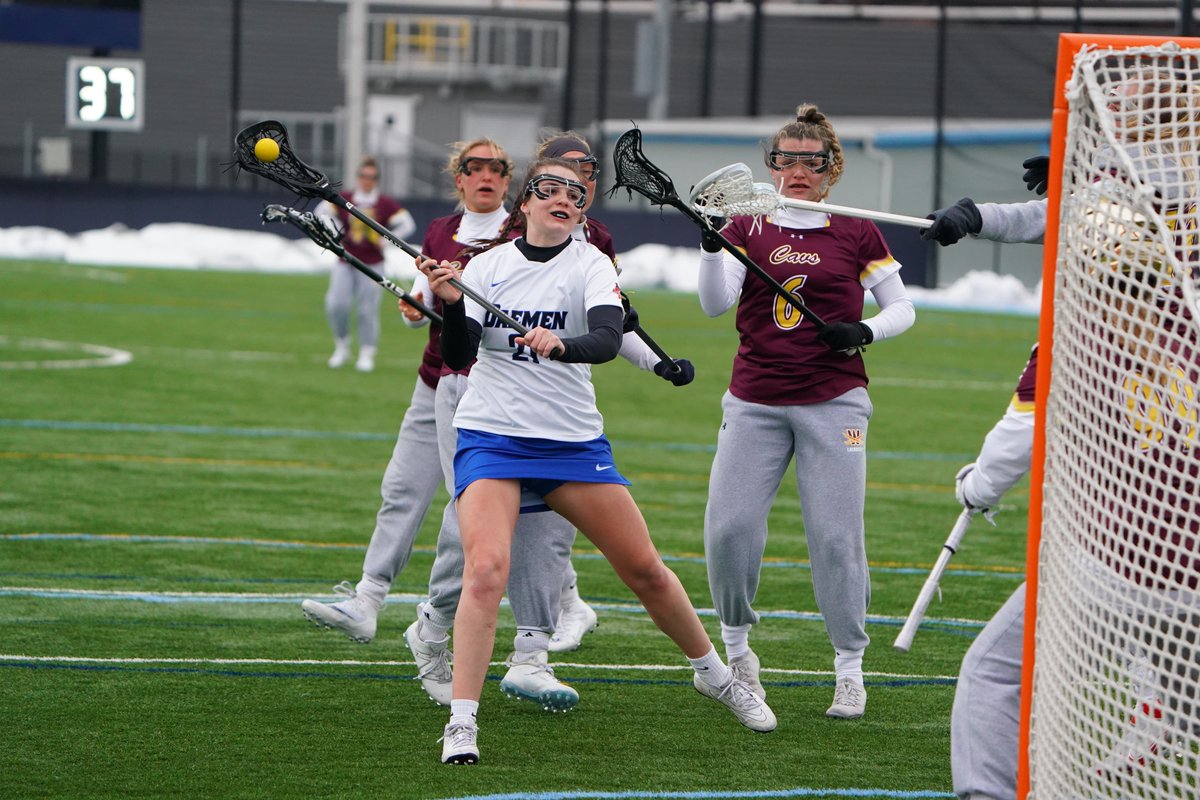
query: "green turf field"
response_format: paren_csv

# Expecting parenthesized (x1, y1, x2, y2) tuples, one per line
(0, 257, 1039, 799)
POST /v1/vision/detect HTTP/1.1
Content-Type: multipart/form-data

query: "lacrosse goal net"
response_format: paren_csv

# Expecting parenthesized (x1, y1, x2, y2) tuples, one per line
(1023, 34, 1200, 799)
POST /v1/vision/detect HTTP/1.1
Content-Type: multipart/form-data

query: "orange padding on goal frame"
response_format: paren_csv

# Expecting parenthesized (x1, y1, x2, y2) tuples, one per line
(1017, 31, 1200, 800)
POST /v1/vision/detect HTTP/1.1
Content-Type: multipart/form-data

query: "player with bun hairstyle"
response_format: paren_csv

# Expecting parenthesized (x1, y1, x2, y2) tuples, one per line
(696, 103, 915, 720)
(422, 156, 776, 765)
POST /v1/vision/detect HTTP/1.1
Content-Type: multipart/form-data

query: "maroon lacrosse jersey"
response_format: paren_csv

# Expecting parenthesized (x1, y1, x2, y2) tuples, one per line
(1012, 344, 1038, 412)
(721, 214, 900, 405)
(581, 217, 617, 265)
(332, 192, 406, 266)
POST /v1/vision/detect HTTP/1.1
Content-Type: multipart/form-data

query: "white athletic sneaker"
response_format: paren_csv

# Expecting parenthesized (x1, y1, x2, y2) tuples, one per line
(693, 673, 777, 732)
(729, 650, 765, 700)
(300, 581, 381, 643)
(826, 678, 867, 719)
(440, 719, 479, 765)
(327, 339, 351, 368)
(547, 599, 598, 653)
(405, 620, 453, 706)
(355, 346, 375, 372)
(499, 650, 580, 712)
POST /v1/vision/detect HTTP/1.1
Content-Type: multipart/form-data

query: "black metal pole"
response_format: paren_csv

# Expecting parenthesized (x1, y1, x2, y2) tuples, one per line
(929, 0, 949, 289)
(88, 46, 110, 181)
(1180, 0, 1196, 36)
(748, 0, 764, 117)
(561, 0, 579, 129)
(701, 0, 716, 117)
(230, 0, 242, 185)
(596, 0, 610, 206)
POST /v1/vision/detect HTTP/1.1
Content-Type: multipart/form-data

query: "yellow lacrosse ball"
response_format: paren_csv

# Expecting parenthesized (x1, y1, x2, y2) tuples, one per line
(254, 137, 280, 163)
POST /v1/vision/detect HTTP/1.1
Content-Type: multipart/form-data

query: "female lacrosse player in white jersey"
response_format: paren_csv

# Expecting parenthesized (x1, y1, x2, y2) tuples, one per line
(697, 103, 916, 720)
(421, 157, 775, 765)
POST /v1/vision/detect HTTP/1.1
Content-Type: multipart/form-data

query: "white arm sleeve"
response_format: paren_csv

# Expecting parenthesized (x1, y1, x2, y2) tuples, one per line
(618, 332, 659, 372)
(861, 272, 915, 342)
(960, 405, 1036, 508)
(402, 272, 432, 329)
(697, 249, 744, 317)
(388, 209, 417, 242)
(976, 199, 1047, 244)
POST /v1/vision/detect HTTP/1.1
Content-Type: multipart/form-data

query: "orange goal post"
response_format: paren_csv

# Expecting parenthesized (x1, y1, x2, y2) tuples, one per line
(1021, 32, 1200, 799)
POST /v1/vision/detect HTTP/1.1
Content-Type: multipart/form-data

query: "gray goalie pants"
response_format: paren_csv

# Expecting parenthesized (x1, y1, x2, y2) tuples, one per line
(325, 260, 382, 349)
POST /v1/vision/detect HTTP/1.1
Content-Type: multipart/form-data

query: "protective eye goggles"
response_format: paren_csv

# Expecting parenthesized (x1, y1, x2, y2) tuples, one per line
(526, 174, 589, 209)
(765, 149, 831, 173)
(564, 155, 600, 181)
(457, 157, 510, 177)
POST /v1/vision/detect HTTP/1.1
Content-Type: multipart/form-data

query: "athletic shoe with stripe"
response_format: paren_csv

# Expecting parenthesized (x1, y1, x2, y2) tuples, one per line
(499, 650, 579, 712)
(405, 619, 453, 706)
(548, 599, 598, 652)
(300, 581, 381, 643)
(693, 673, 777, 732)
(440, 719, 479, 765)
(826, 678, 867, 719)
(729, 650, 765, 700)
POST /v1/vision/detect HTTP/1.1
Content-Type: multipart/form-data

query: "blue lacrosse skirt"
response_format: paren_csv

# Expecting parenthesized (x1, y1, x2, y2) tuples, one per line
(453, 428, 631, 506)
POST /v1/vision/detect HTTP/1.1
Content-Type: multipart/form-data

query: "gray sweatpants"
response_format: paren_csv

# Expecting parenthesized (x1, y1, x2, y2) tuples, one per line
(422, 373, 575, 634)
(704, 388, 872, 654)
(362, 378, 444, 584)
(951, 582, 1025, 800)
(325, 261, 382, 349)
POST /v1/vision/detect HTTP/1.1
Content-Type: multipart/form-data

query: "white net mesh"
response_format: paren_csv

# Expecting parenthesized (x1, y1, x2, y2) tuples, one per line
(1031, 43, 1200, 798)
(687, 163, 782, 220)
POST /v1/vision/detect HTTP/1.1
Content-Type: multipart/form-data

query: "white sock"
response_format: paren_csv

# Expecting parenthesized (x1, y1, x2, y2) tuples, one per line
(355, 575, 388, 607)
(416, 603, 451, 643)
(834, 648, 865, 685)
(720, 622, 752, 660)
(689, 647, 733, 688)
(449, 700, 478, 723)
(560, 577, 581, 608)
(513, 628, 550, 654)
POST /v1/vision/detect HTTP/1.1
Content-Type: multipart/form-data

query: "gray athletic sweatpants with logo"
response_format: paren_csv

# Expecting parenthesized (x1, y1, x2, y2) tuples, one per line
(362, 378, 443, 584)
(704, 388, 872, 655)
(420, 373, 575, 634)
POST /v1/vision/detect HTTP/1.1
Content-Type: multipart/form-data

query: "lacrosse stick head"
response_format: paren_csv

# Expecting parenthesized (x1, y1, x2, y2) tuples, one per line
(607, 127, 680, 207)
(259, 204, 343, 251)
(689, 163, 784, 221)
(235, 120, 332, 199)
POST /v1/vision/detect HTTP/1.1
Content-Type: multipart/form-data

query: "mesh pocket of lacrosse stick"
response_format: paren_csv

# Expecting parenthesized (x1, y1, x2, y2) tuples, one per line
(234, 120, 330, 196)
(688, 163, 782, 221)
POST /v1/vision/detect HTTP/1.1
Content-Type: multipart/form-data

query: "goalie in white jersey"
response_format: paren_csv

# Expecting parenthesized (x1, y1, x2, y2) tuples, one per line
(421, 157, 777, 765)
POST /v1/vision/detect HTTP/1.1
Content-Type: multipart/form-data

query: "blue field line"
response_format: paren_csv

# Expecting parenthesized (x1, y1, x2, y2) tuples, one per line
(0, 417, 973, 461)
(440, 788, 953, 800)
(0, 587, 988, 633)
(1, 533, 1025, 582)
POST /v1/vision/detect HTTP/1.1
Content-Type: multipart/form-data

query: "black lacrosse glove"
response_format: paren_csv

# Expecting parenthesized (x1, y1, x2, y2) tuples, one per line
(654, 358, 695, 386)
(1022, 155, 1050, 196)
(621, 302, 640, 334)
(817, 321, 873, 352)
(700, 216, 726, 253)
(921, 197, 983, 247)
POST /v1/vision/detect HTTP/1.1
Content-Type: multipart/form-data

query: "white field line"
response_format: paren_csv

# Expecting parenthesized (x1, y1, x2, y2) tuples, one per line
(0, 653, 958, 681)
(0, 336, 132, 369)
(0, 585, 989, 629)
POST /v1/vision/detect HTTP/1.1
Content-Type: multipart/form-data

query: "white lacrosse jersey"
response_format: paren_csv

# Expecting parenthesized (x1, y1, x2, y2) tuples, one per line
(452, 238, 624, 442)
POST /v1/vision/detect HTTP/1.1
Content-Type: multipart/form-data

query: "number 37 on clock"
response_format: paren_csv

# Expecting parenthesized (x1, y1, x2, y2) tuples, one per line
(66, 56, 145, 131)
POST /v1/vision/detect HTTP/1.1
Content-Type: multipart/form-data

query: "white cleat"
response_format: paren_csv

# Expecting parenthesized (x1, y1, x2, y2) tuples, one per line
(826, 678, 867, 719)
(499, 650, 579, 712)
(405, 620, 453, 706)
(729, 650, 765, 701)
(327, 340, 351, 369)
(300, 581, 380, 643)
(354, 346, 376, 372)
(440, 719, 479, 765)
(693, 673, 777, 732)
(547, 600, 598, 653)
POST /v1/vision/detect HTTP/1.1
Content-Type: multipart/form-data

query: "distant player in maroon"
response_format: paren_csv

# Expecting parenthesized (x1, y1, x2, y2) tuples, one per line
(697, 103, 916, 720)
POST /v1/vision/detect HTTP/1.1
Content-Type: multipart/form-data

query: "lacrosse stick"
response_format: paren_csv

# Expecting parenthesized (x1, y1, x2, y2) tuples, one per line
(607, 128, 827, 330)
(619, 292, 682, 376)
(893, 508, 977, 652)
(260, 204, 442, 325)
(689, 163, 934, 230)
(234, 120, 529, 337)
